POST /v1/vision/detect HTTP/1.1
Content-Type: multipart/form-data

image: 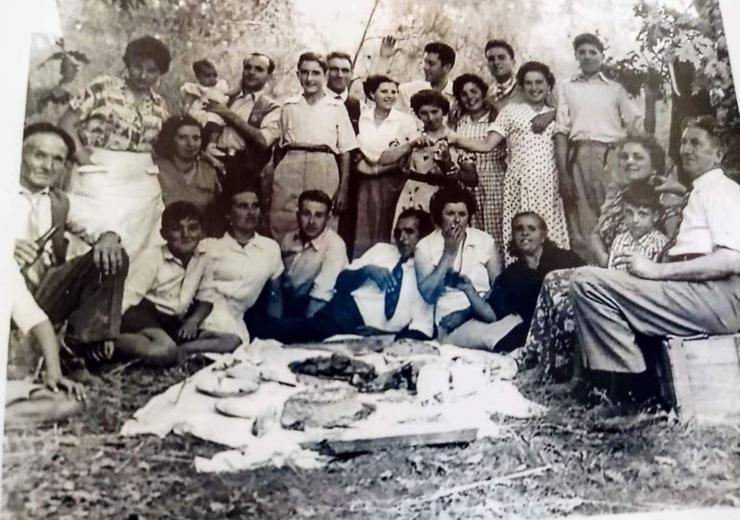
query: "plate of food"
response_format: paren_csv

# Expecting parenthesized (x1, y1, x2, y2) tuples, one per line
(196, 376, 259, 398)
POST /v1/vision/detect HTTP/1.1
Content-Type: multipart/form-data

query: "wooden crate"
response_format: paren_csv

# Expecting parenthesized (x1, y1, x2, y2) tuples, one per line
(658, 334, 740, 424)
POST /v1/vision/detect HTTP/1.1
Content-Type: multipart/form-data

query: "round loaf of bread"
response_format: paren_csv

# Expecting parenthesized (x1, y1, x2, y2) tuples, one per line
(280, 383, 373, 430)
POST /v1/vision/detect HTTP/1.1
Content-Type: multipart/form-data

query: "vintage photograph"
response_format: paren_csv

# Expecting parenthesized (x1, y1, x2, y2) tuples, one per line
(2, 0, 740, 517)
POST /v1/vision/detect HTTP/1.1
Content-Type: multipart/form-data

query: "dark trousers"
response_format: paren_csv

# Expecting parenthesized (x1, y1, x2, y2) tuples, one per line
(34, 250, 128, 344)
(253, 290, 365, 344)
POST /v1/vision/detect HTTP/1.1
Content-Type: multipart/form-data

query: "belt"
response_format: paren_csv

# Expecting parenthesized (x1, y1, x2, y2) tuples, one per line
(283, 143, 334, 154)
(407, 172, 453, 187)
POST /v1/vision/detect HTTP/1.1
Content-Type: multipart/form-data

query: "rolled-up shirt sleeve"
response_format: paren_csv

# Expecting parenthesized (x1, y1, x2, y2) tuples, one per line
(617, 85, 642, 130)
(10, 266, 48, 334)
(260, 107, 282, 148)
(336, 107, 360, 154)
(707, 184, 740, 253)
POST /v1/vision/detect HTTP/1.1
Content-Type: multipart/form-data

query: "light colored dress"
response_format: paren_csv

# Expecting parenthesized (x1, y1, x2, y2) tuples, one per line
(489, 103, 569, 264)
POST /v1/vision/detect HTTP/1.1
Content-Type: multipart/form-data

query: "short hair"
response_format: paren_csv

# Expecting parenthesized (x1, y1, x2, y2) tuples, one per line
(193, 59, 216, 77)
(410, 89, 450, 116)
(153, 114, 203, 159)
(297, 189, 332, 212)
(23, 122, 76, 160)
(396, 208, 435, 239)
(682, 115, 722, 148)
(516, 61, 556, 89)
(507, 211, 554, 258)
(245, 53, 275, 74)
(573, 33, 604, 53)
(223, 179, 261, 211)
(161, 201, 202, 230)
(616, 133, 666, 176)
(424, 42, 456, 68)
(326, 51, 352, 66)
(297, 52, 327, 73)
(363, 74, 399, 99)
(484, 39, 515, 60)
(429, 186, 477, 226)
(452, 73, 489, 104)
(123, 35, 171, 74)
(621, 179, 661, 211)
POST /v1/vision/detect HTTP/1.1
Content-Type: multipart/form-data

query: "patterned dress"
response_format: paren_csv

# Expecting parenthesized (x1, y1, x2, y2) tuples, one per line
(453, 110, 506, 259)
(489, 103, 569, 265)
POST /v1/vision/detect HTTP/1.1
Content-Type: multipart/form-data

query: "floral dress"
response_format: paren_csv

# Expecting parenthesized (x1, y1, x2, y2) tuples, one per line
(392, 129, 475, 226)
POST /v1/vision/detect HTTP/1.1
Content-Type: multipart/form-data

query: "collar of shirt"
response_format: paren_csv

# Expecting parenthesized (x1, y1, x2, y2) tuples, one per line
(692, 168, 725, 189)
(359, 106, 407, 124)
(162, 243, 206, 266)
(233, 88, 263, 103)
(288, 227, 331, 253)
(284, 92, 342, 107)
(120, 74, 158, 102)
(330, 88, 349, 102)
(572, 71, 610, 83)
(222, 231, 269, 251)
(18, 185, 50, 197)
(492, 76, 517, 99)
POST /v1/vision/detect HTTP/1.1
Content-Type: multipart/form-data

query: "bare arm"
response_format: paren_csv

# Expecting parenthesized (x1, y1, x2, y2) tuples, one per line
(177, 300, 214, 341)
(208, 101, 269, 152)
(415, 226, 464, 303)
(450, 131, 504, 153)
(32, 320, 85, 400)
(356, 157, 399, 176)
(379, 135, 425, 165)
(618, 248, 740, 281)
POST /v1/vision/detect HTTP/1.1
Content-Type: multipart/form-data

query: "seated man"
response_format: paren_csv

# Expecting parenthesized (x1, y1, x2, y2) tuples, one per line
(571, 116, 740, 407)
(13, 123, 127, 362)
(280, 189, 348, 318)
(264, 208, 435, 343)
(116, 202, 241, 366)
(6, 261, 85, 426)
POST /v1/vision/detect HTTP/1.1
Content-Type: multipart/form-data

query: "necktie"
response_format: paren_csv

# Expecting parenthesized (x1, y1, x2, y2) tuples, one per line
(384, 260, 404, 320)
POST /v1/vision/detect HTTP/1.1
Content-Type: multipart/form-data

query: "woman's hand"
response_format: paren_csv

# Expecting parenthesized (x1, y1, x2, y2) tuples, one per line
(530, 111, 556, 134)
(44, 372, 86, 401)
(651, 176, 687, 196)
(442, 224, 465, 257)
(75, 146, 94, 166)
(439, 308, 471, 334)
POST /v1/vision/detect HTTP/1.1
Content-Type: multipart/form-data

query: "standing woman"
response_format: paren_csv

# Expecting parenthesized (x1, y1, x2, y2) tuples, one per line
(60, 35, 170, 260)
(380, 89, 477, 227)
(153, 115, 222, 236)
(451, 62, 569, 265)
(450, 73, 506, 259)
(353, 75, 419, 257)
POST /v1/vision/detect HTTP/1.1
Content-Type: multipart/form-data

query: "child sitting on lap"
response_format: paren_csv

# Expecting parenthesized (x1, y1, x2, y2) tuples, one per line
(115, 201, 241, 366)
(607, 180, 668, 270)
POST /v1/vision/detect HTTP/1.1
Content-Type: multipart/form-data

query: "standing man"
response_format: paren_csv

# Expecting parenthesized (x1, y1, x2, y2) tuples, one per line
(571, 116, 740, 408)
(208, 53, 280, 196)
(280, 190, 348, 318)
(554, 33, 643, 264)
(378, 38, 456, 114)
(270, 52, 359, 242)
(326, 51, 362, 257)
(13, 123, 128, 360)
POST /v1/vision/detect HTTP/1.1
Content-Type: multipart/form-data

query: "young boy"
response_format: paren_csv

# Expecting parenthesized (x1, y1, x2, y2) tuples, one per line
(607, 180, 668, 270)
(180, 59, 238, 143)
(6, 261, 85, 426)
(115, 201, 240, 366)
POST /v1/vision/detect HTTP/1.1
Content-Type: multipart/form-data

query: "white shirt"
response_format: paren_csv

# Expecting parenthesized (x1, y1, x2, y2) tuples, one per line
(669, 169, 740, 256)
(197, 233, 284, 315)
(281, 227, 348, 302)
(415, 227, 496, 323)
(347, 243, 433, 337)
(397, 79, 455, 114)
(358, 107, 419, 163)
(217, 88, 281, 151)
(121, 244, 208, 316)
(279, 93, 359, 154)
(14, 186, 54, 284)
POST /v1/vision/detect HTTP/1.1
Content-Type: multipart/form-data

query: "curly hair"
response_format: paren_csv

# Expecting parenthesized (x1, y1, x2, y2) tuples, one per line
(452, 73, 489, 104)
(161, 201, 202, 230)
(424, 42, 456, 68)
(615, 133, 666, 176)
(516, 61, 555, 89)
(123, 35, 171, 74)
(153, 114, 203, 159)
(410, 89, 450, 117)
(429, 186, 477, 226)
(362, 74, 399, 100)
(573, 33, 604, 53)
(297, 52, 327, 73)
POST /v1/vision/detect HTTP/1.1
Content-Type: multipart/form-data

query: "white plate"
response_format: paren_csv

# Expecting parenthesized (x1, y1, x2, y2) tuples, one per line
(196, 376, 259, 398)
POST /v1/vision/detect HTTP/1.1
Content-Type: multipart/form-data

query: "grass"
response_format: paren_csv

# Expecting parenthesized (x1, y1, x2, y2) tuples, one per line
(2, 356, 739, 519)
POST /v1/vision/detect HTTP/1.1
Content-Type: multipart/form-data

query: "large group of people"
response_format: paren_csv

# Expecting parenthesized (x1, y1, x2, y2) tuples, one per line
(7, 30, 740, 424)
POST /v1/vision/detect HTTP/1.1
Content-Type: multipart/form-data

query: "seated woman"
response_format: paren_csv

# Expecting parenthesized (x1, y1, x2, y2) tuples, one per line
(379, 89, 477, 227)
(154, 115, 222, 236)
(490, 212, 584, 354)
(415, 186, 519, 350)
(521, 135, 684, 380)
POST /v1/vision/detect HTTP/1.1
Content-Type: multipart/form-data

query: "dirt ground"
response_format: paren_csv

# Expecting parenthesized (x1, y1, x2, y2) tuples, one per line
(2, 356, 739, 519)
